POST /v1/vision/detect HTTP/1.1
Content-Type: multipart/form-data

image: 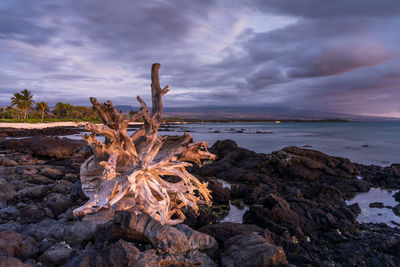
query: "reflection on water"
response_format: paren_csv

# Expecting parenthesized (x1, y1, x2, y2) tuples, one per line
(221, 201, 249, 224)
(217, 178, 249, 224)
(346, 188, 400, 227)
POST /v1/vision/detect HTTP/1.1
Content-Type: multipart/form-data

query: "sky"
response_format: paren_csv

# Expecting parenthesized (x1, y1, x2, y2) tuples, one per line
(1, 0, 400, 117)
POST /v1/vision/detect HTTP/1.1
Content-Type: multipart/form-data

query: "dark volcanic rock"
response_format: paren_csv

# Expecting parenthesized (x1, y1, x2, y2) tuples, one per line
(39, 242, 73, 266)
(65, 239, 140, 267)
(0, 177, 16, 204)
(0, 256, 32, 267)
(114, 211, 217, 254)
(199, 222, 264, 244)
(393, 191, 400, 202)
(208, 179, 230, 204)
(358, 163, 400, 188)
(393, 204, 400, 216)
(39, 167, 64, 179)
(19, 204, 46, 224)
(0, 137, 85, 158)
(199, 140, 400, 266)
(271, 146, 358, 180)
(44, 193, 72, 217)
(220, 233, 287, 267)
(369, 202, 385, 208)
(0, 230, 39, 260)
(0, 126, 81, 137)
(0, 156, 19, 167)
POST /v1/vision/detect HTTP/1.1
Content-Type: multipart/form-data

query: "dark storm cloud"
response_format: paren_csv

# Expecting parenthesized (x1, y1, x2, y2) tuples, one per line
(1, 0, 400, 117)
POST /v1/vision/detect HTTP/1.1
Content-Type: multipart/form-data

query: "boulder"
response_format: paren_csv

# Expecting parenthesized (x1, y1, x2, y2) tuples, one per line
(19, 204, 46, 224)
(133, 212, 217, 254)
(64, 239, 140, 267)
(199, 222, 264, 244)
(63, 210, 115, 247)
(15, 185, 49, 200)
(0, 177, 16, 203)
(39, 242, 73, 266)
(221, 233, 287, 267)
(208, 179, 230, 204)
(0, 230, 39, 260)
(98, 211, 217, 255)
(393, 204, 400, 216)
(393, 191, 400, 202)
(262, 193, 301, 227)
(39, 167, 63, 180)
(369, 202, 385, 208)
(0, 256, 33, 267)
(270, 146, 358, 180)
(0, 156, 19, 167)
(0, 206, 20, 221)
(44, 193, 72, 217)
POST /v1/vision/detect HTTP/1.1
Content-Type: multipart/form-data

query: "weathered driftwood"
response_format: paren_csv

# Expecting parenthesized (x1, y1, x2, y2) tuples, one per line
(73, 63, 215, 225)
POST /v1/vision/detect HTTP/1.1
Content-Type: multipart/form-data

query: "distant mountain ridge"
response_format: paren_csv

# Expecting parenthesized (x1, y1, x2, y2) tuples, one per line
(114, 105, 400, 122)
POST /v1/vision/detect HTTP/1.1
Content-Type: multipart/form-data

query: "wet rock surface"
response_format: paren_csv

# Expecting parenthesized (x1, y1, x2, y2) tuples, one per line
(0, 136, 399, 266)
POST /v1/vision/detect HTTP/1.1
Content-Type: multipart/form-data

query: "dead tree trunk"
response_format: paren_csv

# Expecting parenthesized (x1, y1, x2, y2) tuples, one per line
(73, 63, 215, 225)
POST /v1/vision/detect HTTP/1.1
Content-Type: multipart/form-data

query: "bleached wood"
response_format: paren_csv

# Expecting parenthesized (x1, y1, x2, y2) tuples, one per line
(73, 63, 215, 225)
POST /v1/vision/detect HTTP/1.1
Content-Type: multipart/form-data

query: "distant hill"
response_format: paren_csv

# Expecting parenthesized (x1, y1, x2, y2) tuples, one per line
(114, 105, 400, 122)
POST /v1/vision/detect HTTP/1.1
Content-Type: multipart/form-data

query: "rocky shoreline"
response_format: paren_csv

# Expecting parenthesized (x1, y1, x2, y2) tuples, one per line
(0, 127, 83, 138)
(0, 134, 399, 266)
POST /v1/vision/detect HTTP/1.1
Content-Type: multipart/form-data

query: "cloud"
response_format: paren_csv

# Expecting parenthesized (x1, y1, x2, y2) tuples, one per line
(0, 0, 399, 117)
(287, 44, 396, 78)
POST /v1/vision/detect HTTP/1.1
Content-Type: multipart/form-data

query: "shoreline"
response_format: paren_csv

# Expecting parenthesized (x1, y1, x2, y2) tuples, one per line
(0, 121, 187, 130)
(0, 122, 85, 129)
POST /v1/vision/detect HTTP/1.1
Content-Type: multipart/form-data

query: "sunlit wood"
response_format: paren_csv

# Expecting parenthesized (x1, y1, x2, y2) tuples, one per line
(73, 63, 215, 225)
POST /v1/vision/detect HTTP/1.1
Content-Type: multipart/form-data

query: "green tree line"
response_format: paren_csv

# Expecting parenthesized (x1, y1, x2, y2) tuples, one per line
(0, 89, 101, 123)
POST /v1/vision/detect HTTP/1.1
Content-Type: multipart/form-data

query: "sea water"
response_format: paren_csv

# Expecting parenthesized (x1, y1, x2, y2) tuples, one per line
(63, 122, 400, 166)
(154, 121, 400, 166)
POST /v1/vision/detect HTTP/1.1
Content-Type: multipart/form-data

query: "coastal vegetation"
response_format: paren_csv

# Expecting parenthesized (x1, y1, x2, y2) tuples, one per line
(1, 89, 102, 123)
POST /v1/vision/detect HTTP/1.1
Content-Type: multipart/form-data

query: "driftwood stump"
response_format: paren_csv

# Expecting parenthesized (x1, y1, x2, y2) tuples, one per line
(73, 63, 215, 225)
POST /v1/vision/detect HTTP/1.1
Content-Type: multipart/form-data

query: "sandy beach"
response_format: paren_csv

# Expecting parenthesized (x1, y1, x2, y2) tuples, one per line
(0, 122, 85, 129)
(0, 121, 147, 129)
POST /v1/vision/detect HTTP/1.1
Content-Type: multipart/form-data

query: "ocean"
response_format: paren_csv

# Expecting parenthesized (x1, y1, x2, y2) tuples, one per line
(158, 121, 400, 166)
(66, 121, 400, 165)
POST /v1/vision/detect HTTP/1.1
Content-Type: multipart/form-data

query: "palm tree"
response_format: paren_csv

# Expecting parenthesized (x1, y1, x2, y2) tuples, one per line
(10, 89, 34, 120)
(36, 101, 48, 122)
(10, 92, 23, 120)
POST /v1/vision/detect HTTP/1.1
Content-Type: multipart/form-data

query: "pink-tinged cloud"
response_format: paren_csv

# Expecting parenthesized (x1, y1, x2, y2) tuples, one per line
(288, 43, 396, 78)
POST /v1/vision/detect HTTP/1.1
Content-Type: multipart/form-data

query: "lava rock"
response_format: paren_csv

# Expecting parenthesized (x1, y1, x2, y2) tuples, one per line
(39, 242, 73, 266)
(39, 167, 63, 180)
(393, 204, 400, 216)
(370, 202, 385, 208)
(208, 179, 230, 204)
(15, 185, 49, 200)
(0, 177, 16, 204)
(19, 204, 46, 224)
(0, 156, 19, 167)
(44, 193, 72, 217)
(0, 137, 85, 159)
(220, 233, 287, 267)
(0, 230, 39, 260)
(199, 222, 264, 244)
(393, 191, 400, 202)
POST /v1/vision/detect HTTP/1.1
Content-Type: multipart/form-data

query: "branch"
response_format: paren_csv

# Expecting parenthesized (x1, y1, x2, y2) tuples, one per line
(90, 98, 122, 130)
(151, 63, 168, 122)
